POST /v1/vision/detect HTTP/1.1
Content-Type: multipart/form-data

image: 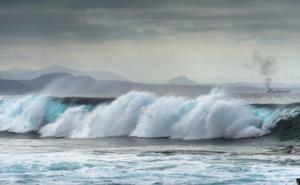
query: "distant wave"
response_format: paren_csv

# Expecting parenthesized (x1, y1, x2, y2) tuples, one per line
(0, 90, 300, 140)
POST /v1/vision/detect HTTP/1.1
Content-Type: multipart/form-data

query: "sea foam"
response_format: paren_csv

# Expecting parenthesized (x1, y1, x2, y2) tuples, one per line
(40, 90, 268, 139)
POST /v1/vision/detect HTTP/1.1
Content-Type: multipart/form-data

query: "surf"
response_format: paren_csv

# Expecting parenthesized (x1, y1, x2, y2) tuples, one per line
(0, 90, 299, 140)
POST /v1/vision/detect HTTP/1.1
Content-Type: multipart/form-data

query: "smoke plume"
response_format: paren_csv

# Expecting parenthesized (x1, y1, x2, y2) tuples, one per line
(250, 51, 279, 91)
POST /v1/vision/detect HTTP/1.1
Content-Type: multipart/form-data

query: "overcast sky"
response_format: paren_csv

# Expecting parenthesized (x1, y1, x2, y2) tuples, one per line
(0, 0, 300, 83)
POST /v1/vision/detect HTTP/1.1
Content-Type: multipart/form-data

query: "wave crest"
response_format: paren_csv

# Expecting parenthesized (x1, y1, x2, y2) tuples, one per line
(39, 90, 268, 139)
(0, 90, 299, 140)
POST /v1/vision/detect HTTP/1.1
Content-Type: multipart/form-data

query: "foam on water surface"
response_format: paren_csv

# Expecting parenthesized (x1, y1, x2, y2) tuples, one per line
(0, 138, 298, 185)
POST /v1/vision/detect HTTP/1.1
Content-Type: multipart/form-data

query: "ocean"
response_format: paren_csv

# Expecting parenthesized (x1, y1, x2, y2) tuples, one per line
(0, 90, 299, 184)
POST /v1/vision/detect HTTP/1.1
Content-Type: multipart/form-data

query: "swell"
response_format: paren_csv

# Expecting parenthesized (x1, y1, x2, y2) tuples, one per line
(0, 90, 300, 140)
(249, 102, 300, 139)
(269, 114, 300, 140)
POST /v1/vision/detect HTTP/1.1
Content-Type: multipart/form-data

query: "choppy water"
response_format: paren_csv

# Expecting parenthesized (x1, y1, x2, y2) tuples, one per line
(0, 136, 299, 185)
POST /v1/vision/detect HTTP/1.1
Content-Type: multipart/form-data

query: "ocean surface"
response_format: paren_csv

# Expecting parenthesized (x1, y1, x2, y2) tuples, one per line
(0, 90, 300, 184)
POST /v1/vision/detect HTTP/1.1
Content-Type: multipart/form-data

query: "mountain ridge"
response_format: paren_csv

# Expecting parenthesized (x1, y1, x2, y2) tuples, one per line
(0, 65, 127, 81)
(0, 72, 213, 97)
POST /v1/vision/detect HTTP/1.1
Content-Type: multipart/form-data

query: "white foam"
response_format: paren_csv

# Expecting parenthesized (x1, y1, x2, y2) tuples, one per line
(39, 90, 271, 139)
(171, 93, 263, 139)
(1, 89, 293, 139)
(0, 96, 47, 133)
(40, 91, 155, 138)
(40, 106, 88, 137)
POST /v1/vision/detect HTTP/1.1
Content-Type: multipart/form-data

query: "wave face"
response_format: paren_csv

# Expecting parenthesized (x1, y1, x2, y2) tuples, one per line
(0, 90, 300, 140)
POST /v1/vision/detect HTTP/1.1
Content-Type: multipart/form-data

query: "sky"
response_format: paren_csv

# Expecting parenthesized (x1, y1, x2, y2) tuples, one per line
(0, 0, 300, 83)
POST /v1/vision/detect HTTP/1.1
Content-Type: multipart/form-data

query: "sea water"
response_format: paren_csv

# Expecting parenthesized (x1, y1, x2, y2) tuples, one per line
(0, 90, 300, 184)
(0, 137, 299, 185)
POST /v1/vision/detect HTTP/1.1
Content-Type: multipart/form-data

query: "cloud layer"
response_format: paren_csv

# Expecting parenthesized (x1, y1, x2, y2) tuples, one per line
(1, 0, 300, 43)
(0, 0, 300, 83)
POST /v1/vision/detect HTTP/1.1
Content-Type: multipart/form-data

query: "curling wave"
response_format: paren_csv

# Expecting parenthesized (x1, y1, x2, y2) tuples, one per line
(0, 90, 300, 140)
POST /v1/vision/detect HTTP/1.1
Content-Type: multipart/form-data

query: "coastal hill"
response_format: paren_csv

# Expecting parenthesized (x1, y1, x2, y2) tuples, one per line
(167, 76, 198, 86)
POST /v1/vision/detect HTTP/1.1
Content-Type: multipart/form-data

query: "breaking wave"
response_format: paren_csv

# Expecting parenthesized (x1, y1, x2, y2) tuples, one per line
(0, 90, 300, 140)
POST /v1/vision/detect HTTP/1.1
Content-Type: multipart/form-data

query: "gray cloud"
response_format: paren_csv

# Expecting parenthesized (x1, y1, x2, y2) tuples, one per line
(0, 0, 300, 44)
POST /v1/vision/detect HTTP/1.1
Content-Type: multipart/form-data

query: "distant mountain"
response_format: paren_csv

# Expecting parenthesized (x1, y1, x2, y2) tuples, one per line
(0, 73, 214, 97)
(0, 65, 127, 81)
(4, 72, 293, 97)
(167, 76, 198, 86)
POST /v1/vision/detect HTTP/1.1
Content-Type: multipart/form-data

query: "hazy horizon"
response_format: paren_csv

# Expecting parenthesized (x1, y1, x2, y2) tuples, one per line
(0, 64, 298, 86)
